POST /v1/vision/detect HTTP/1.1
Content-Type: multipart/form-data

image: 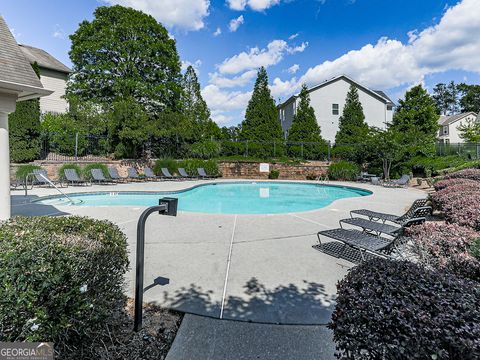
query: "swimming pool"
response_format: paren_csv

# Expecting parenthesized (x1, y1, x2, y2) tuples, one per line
(36, 182, 371, 214)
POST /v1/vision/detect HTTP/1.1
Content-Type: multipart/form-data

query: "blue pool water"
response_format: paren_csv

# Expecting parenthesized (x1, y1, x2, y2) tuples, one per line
(37, 182, 371, 214)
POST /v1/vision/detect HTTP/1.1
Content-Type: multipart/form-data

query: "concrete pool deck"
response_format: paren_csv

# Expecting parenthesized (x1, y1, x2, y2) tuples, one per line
(11, 179, 426, 325)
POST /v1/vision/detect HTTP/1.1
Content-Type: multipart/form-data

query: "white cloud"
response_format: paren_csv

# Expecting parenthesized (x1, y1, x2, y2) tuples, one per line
(288, 33, 299, 40)
(181, 59, 202, 73)
(270, 77, 300, 99)
(103, 0, 210, 31)
(227, 0, 247, 10)
(227, 0, 280, 11)
(229, 15, 244, 32)
(286, 64, 300, 74)
(217, 40, 287, 74)
(213, 27, 222, 36)
(285, 0, 480, 95)
(202, 84, 252, 124)
(287, 41, 308, 54)
(52, 24, 65, 39)
(209, 70, 257, 88)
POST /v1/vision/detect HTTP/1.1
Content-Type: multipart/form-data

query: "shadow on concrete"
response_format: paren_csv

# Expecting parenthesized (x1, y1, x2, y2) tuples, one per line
(10, 195, 70, 217)
(144, 276, 170, 292)
(161, 277, 336, 325)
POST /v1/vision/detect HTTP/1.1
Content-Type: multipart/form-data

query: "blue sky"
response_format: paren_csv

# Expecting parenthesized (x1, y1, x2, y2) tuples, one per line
(1, 0, 479, 126)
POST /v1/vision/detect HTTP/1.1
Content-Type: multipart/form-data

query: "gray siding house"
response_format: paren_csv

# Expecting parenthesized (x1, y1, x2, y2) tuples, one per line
(19, 44, 71, 114)
(277, 75, 395, 143)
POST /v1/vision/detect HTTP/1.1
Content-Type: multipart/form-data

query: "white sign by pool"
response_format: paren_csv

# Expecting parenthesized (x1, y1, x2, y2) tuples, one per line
(259, 163, 270, 173)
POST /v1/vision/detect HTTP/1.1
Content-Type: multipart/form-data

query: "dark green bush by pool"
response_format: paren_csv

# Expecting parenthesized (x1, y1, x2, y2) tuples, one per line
(0, 216, 129, 357)
(327, 160, 359, 181)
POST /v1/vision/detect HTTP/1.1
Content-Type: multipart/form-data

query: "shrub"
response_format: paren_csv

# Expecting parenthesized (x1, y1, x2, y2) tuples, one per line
(15, 164, 41, 180)
(407, 222, 480, 282)
(58, 163, 82, 180)
(268, 169, 280, 179)
(433, 178, 478, 191)
(153, 158, 179, 175)
(407, 155, 467, 177)
(327, 160, 359, 181)
(443, 195, 480, 230)
(431, 181, 480, 209)
(330, 258, 480, 359)
(189, 140, 221, 159)
(82, 163, 110, 180)
(0, 216, 129, 356)
(444, 168, 480, 181)
(178, 159, 219, 176)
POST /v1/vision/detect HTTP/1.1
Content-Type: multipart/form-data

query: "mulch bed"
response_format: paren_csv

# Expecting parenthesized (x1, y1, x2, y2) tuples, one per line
(68, 299, 183, 360)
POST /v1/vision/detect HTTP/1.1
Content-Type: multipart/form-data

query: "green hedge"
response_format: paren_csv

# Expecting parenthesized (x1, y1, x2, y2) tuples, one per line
(327, 160, 360, 180)
(178, 159, 219, 176)
(153, 158, 179, 175)
(58, 163, 82, 180)
(82, 163, 110, 180)
(15, 164, 41, 180)
(406, 155, 469, 177)
(0, 216, 129, 356)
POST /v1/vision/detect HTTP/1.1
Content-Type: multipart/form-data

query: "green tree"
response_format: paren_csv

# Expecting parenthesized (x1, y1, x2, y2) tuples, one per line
(287, 84, 327, 159)
(9, 62, 41, 163)
(334, 85, 370, 163)
(457, 119, 480, 143)
(181, 65, 220, 140)
(433, 83, 451, 115)
(107, 98, 153, 158)
(367, 128, 405, 181)
(68, 5, 182, 114)
(391, 85, 439, 157)
(240, 67, 283, 143)
(458, 83, 480, 113)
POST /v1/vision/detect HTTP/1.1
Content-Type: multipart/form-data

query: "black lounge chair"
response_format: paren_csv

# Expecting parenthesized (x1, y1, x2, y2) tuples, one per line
(384, 174, 410, 188)
(144, 167, 161, 181)
(32, 169, 64, 187)
(197, 167, 215, 179)
(91, 169, 113, 184)
(64, 168, 88, 186)
(316, 228, 405, 262)
(161, 168, 179, 180)
(127, 167, 143, 181)
(178, 167, 195, 179)
(340, 216, 426, 237)
(350, 199, 431, 224)
(108, 167, 127, 183)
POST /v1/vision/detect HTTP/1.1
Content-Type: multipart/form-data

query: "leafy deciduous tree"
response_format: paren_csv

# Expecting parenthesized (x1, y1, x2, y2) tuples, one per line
(458, 83, 480, 113)
(391, 84, 439, 157)
(68, 5, 182, 114)
(457, 119, 480, 143)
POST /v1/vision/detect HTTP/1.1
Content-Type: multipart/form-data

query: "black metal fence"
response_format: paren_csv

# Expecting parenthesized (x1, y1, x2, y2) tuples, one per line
(37, 132, 480, 162)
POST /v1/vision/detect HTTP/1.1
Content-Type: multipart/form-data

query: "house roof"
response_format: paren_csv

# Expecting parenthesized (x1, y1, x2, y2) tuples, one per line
(0, 16, 44, 89)
(19, 44, 71, 74)
(277, 74, 395, 108)
(438, 112, 477, 126)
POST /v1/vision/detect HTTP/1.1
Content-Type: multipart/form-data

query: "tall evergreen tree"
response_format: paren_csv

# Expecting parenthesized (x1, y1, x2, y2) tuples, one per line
(391, 84, 438, 157)
(9, 62, 41, 163)
(181, 65, 220, 139)
(447, 81, 460, 114)
(240, 67, 283, 142)
(287, 84, 327, 158)
(335, 85, 369, 145)
(432, 83, 451, 115)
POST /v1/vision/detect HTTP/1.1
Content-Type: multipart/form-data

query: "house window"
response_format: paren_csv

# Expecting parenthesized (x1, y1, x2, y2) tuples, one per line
(445, 139, 450, 145)
(332, 103, 339, 115)
(443, 126, 449, 135)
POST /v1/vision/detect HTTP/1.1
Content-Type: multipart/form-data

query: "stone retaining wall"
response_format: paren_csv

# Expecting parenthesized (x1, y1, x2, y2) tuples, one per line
(10, 160, 330, 181)
(218, 161, 330, 180)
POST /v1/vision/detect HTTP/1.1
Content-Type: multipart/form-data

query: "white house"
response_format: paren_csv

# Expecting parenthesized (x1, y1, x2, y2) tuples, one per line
(277, 75, 395, 143)
(438, 112, 478, 144)
(19, 44, 71, 114)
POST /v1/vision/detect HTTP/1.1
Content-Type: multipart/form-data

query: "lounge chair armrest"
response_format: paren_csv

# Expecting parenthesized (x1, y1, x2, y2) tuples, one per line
(413, 206, 432, 216)
(402, 217, 426, 228)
